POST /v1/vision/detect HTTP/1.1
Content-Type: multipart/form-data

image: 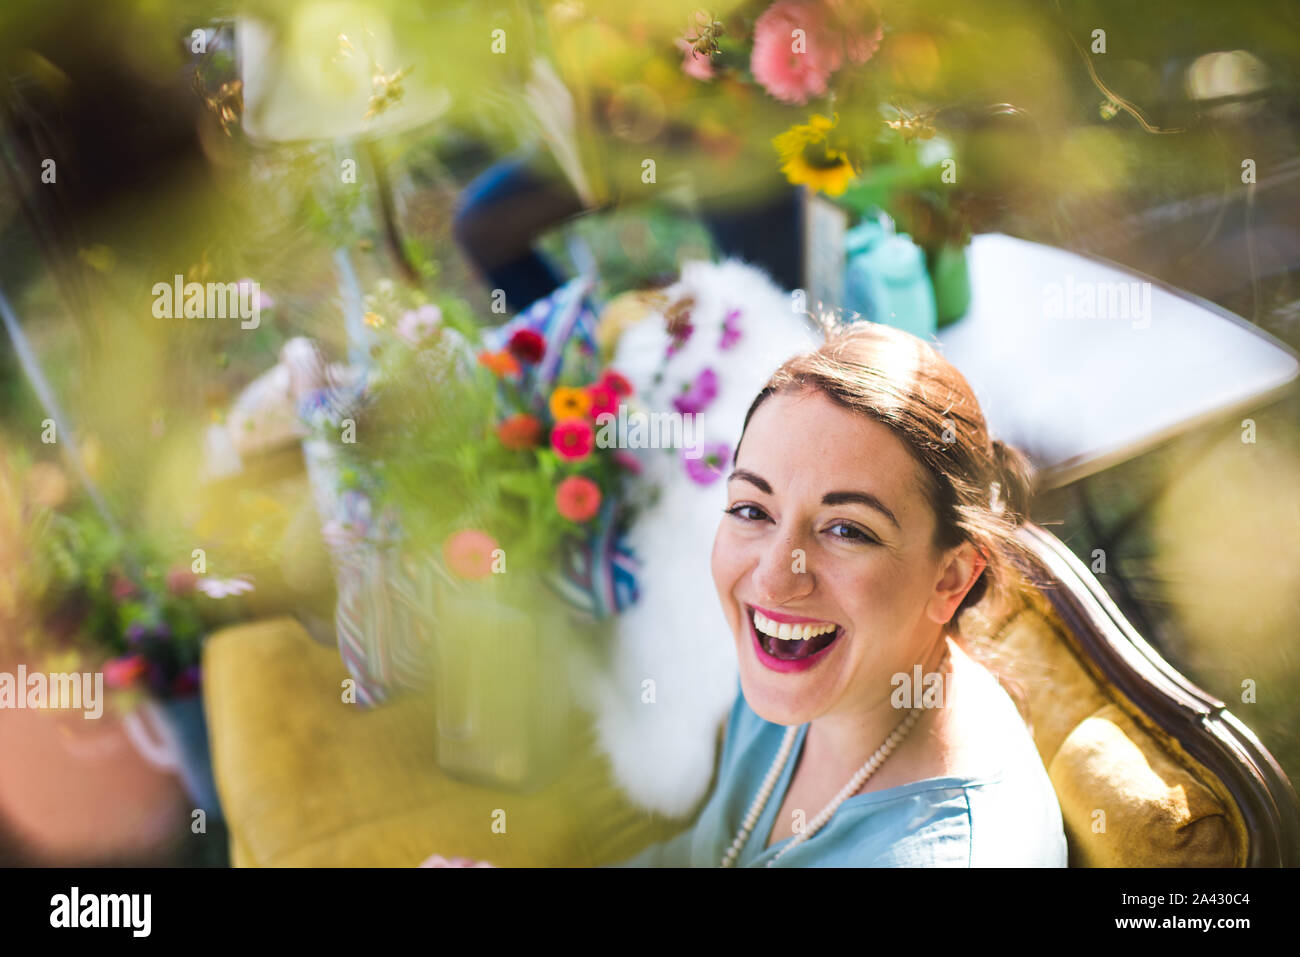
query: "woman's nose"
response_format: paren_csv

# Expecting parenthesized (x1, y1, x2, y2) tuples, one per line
(751, 527, 814, 606)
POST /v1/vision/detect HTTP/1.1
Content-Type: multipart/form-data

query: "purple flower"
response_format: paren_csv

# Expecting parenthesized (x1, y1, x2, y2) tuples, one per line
(720, 308, 743, 350)
(125, 623, 148, 647)
(666, 316, 694, 357)
(683, 442, 731, 485)
(673, 367, 719, 415)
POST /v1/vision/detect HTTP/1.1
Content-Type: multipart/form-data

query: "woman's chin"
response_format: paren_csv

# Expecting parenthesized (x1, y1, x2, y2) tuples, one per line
(735, 630, 844, 727)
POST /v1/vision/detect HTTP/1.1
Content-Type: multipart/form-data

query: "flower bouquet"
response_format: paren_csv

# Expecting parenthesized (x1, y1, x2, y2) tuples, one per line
(312, 277, 646, 789)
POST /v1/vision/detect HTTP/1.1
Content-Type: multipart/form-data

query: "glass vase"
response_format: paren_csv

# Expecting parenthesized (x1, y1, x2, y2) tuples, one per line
(429, 572, 582, 793)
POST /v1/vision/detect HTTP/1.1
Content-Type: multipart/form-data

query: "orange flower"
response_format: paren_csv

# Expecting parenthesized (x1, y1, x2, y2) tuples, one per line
(549, 386, 591, 421)
(497, 413, 542, 450)
(478, 350, 520, 377)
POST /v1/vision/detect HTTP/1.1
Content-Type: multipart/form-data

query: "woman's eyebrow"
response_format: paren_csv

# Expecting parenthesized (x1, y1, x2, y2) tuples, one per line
(820, 491, 900, 529)
(728, 470, 899, 529)
(727, 469, 771, 494)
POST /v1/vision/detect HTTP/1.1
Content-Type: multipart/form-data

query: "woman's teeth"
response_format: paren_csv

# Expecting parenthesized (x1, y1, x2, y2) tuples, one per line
(751, 608, 842, 663)
(752, 609, 837, 641)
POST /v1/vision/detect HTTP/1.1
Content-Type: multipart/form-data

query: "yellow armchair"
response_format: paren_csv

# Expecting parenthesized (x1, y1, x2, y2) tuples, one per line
(202, 524, 1299, 867)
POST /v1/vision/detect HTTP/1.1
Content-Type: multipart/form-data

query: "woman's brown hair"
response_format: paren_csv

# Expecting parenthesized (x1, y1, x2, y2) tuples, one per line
(736, 322, 1037, 624)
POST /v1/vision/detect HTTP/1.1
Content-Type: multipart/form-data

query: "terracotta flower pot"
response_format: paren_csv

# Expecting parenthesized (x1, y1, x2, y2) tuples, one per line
(0, 696, 187, 864)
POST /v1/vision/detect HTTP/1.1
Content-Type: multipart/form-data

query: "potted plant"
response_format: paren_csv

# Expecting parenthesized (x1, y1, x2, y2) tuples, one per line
(16, 466, 252, 819)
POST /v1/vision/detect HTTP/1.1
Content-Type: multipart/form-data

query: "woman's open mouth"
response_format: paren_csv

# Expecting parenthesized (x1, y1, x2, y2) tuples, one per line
(747, 605, 844, 673)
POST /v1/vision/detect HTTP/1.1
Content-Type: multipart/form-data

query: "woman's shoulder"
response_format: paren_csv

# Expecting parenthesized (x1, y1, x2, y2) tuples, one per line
(833, 774, 1067, 867)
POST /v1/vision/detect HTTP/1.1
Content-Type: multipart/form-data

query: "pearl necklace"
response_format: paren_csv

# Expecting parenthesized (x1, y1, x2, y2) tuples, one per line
(720, 644, 949, 868)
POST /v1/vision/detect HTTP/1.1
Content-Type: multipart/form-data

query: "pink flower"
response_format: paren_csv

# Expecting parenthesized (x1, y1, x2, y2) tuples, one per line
(555, 476, 602, 523)
(550, 419, 595, 462)
(675, 38, 715, 81)
(397, 304, 442, 346)
(750, 0, 839, 105)
(443, 529, 499, 580)
(586, 382, 619, 419)
(684, 442, 732, 485)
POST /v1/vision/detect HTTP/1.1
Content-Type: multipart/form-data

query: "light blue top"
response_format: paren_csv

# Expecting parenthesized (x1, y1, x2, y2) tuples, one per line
(614, 669, 1069, 868)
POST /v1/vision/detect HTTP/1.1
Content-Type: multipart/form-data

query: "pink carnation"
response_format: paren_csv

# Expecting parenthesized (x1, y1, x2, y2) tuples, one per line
(751, 0, 883, 104)
(750, 0, 839, 105)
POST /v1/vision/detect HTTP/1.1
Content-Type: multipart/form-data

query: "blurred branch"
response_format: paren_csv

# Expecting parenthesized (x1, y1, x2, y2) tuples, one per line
(1055, 0, 1186, 134)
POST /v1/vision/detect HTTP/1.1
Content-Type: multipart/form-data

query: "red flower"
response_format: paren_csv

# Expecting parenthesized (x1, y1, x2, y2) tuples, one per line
(103, 655, 148, 689)
(506, 328, 546, 365)
(550, 419, 594, 462)
(497, 413, 542, 450)
(442, 529, 499, 580)
(599, 369, 634, 397)
(586, 382, 619, 419)
(556, 476, 602, 523)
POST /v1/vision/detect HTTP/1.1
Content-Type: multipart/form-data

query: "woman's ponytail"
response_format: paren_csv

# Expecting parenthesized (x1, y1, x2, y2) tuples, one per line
(990, 438, 1035, 524)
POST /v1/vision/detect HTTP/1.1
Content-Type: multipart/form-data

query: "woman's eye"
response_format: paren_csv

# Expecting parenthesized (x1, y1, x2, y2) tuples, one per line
(725, 504, 769, 523)
(827, 522, 877, 544)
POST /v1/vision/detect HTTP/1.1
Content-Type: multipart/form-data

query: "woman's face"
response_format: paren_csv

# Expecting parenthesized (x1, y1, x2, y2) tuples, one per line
(712, 388, 980, 727)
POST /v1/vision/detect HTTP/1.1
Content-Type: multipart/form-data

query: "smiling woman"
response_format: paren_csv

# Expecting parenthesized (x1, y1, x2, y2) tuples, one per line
(614, 323, 1068, 867)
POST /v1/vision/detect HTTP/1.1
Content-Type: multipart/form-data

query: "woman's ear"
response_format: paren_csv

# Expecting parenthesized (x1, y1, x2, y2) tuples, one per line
(926, 542, 987, 625)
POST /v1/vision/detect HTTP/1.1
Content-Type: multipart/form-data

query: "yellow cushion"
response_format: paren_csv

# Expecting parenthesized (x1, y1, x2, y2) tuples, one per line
(960, 586, 1245, 867)
(202, 618, 688, 867)
(1050, 706, 1239, 867)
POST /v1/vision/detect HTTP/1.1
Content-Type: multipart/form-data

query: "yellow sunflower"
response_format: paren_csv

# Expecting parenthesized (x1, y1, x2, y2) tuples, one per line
(773, 113, 858, 197)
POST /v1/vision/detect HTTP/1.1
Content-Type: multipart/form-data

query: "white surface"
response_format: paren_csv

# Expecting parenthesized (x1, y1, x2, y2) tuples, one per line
(936, 234, 1298, 485)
